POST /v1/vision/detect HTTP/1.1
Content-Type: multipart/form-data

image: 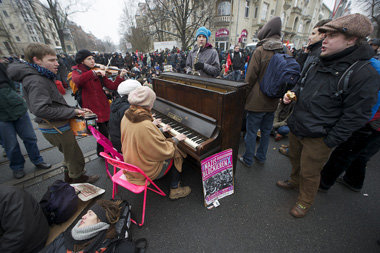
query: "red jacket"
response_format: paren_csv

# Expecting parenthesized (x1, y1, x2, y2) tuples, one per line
(72, 64, 124, 123)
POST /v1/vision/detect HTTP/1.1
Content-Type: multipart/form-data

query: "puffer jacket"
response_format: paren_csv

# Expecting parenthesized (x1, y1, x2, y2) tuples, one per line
(185, 43, 220, 77)
(109, 95, 131, 153)
(288, 43, 380, 148)
(0, 185, 49, 253)
(0, 63, 27, 121)
(72, 64, 124, 123)
(7, 62, 76, 126)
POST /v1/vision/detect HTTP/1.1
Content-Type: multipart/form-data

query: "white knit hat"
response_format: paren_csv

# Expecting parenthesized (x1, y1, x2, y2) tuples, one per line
(117, 79, 141, 97)
(128, 86, 156, 109)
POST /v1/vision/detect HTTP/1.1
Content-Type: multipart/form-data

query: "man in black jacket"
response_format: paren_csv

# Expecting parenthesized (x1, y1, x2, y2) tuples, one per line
(0, 185, 49, 252)
(230, 45, 245, 81)
(299, 19, 331, 71)
(276, 14, 380, 218)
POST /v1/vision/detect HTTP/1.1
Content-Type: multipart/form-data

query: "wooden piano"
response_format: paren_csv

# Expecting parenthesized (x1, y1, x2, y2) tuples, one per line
(152, 72, 248, 169)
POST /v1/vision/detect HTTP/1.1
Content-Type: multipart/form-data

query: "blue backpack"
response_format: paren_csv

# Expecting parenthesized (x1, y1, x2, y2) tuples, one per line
(259, 51, 301, 98)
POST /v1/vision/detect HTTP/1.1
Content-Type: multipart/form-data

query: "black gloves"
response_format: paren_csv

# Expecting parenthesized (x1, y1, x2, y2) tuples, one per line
(194, 62, 204, 70)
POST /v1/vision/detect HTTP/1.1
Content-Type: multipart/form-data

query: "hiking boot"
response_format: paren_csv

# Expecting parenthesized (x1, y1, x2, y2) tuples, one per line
(276, 180, 298, 190)
(71, 174, 100, 184)
(169, 184, 191, 200)
(289, 203, 309, 218)
(336, 177, 361, 192)
(13, 170, 25, 179)
(238, 155, 252, 168)
(35, 162, 52, 170)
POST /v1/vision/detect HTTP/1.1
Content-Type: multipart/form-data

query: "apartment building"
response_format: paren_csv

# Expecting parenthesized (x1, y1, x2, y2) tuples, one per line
(212, 0, 332, 51)
(0, 0, 75, 57)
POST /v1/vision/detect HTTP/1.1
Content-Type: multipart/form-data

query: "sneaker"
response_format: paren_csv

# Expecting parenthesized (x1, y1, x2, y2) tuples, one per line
(13, 170, 25, 179)
(238, 155, 252, 168)
(336, 177, 361, 192)
(279, 146, 289, 157)
(276, 179, 298, 190)
(71, 174, 100, 184)
(169, 184, 191, 200)
(35, 162, 52, 170)
(289, 203, 309, 218)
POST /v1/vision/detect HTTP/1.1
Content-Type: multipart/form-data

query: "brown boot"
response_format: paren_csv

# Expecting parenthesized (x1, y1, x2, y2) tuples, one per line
(71, 174, 100, 184)
(289, 203, 309, 218)
(169, 184, 191, 200)
(276, 180, 298, 191)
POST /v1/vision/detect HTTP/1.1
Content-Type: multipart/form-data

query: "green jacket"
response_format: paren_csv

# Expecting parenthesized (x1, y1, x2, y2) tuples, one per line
(0, 63, 27, 121)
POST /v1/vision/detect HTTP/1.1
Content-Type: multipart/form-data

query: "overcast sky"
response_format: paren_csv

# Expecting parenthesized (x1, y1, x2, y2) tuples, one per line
(50, 0, 337, 45)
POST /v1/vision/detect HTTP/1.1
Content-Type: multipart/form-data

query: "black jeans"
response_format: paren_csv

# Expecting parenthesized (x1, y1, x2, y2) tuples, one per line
(320, 125, 380, 189)
(97, 121, 109, 155)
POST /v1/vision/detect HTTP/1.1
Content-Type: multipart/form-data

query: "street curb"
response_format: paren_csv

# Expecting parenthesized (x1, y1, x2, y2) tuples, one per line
(5, 150, 98, 188)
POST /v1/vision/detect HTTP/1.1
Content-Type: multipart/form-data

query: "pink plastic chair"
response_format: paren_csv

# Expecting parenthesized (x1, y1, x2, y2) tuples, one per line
(100, 152, 170, 226)
(88, 125, 124, 179)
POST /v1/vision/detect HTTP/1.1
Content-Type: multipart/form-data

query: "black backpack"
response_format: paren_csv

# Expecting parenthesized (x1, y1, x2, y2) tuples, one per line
(104, 200, 148, 253)
(39, 180, 79, 225)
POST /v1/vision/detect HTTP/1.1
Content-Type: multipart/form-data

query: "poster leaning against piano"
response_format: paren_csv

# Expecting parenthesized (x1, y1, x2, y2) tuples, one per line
(201, 149, 234, 207)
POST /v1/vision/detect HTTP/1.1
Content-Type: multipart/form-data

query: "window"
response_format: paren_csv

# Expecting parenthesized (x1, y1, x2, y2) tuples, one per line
(31, 36, 37, 42)
(298, 22, 303, 33)
(217, 1, 231, 16)
(4, 41, 13, 54)
(3, 10, 8, 17)
(9, 23, 14, 29)
(55, 41, 60, 46)
(67, 45, 72, 51)
(27, 24, 35, 35)
(293, 17, 299, 31)
(261, 3, 269, 21)
(245, 0, 250, 18)
(254, 7, 258, 18)
(15, 36, 20, 41)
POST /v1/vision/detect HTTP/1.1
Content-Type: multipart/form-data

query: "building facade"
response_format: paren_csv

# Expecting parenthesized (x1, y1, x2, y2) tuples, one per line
(211, 0, 332, 51)
(0, 0, 76, 56)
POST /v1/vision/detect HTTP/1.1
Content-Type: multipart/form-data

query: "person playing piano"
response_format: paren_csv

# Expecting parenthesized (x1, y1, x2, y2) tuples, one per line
(185, 27, 220, 77)
(120, 86, 191, 200)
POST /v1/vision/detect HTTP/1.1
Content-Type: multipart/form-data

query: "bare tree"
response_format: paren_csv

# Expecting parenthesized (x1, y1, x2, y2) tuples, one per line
(122, 26, 152, 52)
(140, 0, 217, 50)
(41, 0, 90, 52)
(353, 0, 380, 37)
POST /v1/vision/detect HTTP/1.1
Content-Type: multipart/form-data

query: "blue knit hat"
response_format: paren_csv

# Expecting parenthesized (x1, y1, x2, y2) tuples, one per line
(196, 27, 211, 41)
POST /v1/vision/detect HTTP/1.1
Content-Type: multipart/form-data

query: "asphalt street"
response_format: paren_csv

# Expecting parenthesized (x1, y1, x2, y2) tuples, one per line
(1, 91, 379, 253)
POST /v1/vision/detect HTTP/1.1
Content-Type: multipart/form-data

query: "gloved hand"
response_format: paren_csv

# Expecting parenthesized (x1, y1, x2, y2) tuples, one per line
(194, 62, 204, 70)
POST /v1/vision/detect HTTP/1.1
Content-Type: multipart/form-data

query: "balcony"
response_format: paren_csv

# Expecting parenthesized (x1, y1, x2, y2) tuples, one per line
(214, 15, 231, 26)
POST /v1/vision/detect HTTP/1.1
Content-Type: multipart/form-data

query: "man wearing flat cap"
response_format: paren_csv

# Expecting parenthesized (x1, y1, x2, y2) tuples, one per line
(277, 14, 380, 218)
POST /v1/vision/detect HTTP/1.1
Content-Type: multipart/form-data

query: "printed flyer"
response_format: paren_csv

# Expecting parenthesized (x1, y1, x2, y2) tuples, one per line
(201, 149, 234, 206)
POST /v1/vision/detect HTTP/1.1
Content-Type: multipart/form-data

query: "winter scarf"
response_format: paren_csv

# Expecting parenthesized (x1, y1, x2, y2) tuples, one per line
(71, 220, 110, 241)
(26, 62, 56, 80)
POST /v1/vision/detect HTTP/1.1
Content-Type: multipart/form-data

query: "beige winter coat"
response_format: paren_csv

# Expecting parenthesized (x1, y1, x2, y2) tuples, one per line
(120, 106, 185, 185)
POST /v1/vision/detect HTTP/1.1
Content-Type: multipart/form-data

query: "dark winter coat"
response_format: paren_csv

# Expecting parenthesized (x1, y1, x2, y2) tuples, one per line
(0, 185, 49, 253)
(109, 95, 131, 153)
(301, 40, 323, 72)
(72, 64, 124, 123)
(231, 51, 245, 71)
(0, 63, 27, 121)
(288, 43, 380, 148)
(7, 62, 76, 127)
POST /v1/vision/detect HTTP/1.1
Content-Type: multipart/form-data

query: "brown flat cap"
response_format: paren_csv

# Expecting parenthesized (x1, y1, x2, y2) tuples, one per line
(318, 13, 373, 38)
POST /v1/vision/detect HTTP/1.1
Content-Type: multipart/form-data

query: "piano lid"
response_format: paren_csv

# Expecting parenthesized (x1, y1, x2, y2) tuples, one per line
(153, 97, 217, 138)
(158, 72, 248, 90)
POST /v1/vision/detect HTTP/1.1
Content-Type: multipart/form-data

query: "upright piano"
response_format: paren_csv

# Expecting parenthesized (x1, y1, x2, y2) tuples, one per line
(152, 72, 248, 169)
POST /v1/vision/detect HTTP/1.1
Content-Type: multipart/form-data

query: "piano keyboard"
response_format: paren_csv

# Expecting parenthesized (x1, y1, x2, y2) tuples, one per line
(153, 111, 207, 150)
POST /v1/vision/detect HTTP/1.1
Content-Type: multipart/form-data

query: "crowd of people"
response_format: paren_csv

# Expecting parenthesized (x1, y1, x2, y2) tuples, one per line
(0, 12, 380, 251)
